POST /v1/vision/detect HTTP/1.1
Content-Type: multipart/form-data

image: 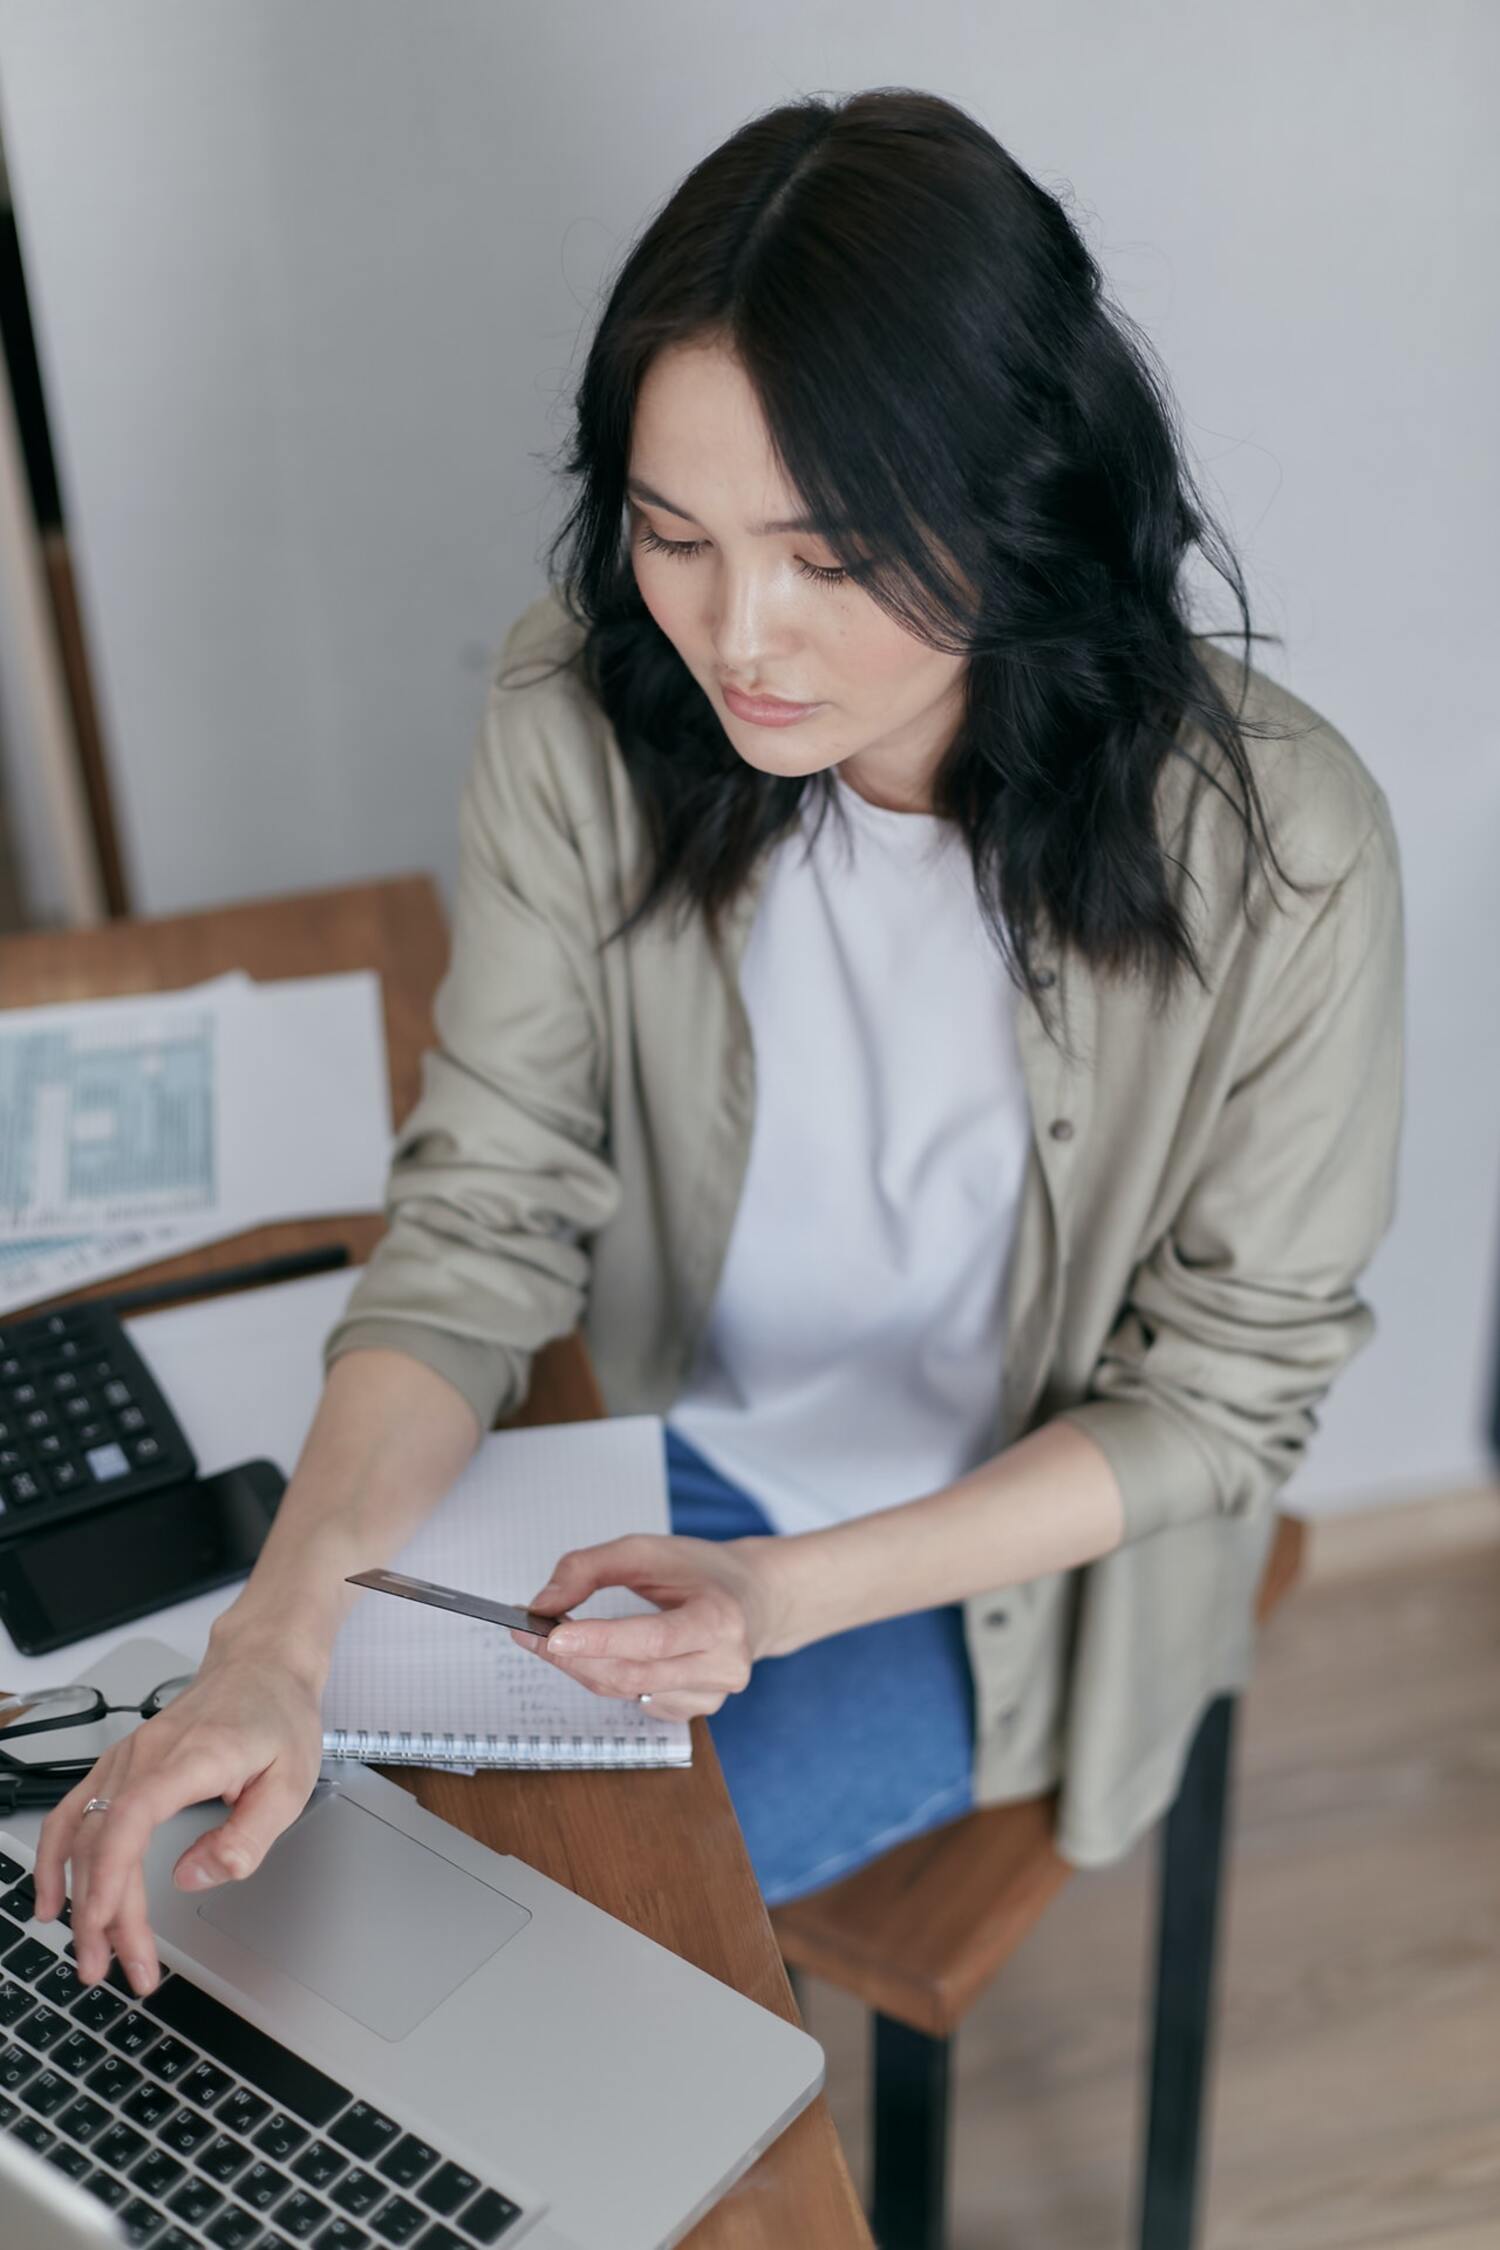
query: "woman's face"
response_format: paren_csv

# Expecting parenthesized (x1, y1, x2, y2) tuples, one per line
(626, 337, 967, 814)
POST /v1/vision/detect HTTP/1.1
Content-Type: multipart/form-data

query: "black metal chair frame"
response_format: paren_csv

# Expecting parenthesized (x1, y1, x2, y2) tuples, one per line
(794, 1691, 1240, 2250)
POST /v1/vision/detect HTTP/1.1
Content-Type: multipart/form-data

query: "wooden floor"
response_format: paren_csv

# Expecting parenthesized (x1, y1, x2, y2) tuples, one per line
(798, 1486, 1500, 2250)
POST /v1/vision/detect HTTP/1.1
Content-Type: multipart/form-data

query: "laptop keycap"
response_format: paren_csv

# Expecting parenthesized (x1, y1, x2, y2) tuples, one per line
(459, 2187, 522, 2243)
(73, 1982, 128, 2030)
(220, 2085, 271, 2137)
(54, 2027, 107, 2075)
(419, 2161, 478, 2215)
(55, 2091, 111, 2138)
(331, 2098, 400, 2161)
(121, 2077, 178, 2129)
(161, 2102, 218, 2155)
(167, 2174, 224, 2224)
(331, 2164, 386, 2214)
(24, 2069, 73, 2118)
(293, 2137, 348, 2189)
(316, 2218, 373, 2248)
(84, 2167, 131, 2205)
(196, 2130, 252, 2182)
(254, 2107, 310, 2160)
(378, 2131, 438, 2187)
(371, 2195, 426, 2243)
(275, 2189, 330, 2238)
(94, 2120, 150, 2170)
(204, 2211, 263, 2248)
(238, 2157, 293, 2209)
(131, 2145, 186, 2197)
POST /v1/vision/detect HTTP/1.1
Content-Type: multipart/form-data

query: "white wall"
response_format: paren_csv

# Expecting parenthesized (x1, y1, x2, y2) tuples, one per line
(0, 0, 1495, 1511)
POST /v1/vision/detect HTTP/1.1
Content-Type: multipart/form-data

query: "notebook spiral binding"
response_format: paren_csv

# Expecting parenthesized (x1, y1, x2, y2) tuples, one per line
(322, 1728, 686, 1767)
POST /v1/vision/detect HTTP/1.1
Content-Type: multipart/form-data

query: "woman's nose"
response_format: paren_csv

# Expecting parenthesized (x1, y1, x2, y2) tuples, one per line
(709, 569, 798, 678)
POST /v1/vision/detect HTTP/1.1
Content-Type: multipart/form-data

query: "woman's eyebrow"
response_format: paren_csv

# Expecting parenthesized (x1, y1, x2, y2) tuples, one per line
(625, 476, 828, 537)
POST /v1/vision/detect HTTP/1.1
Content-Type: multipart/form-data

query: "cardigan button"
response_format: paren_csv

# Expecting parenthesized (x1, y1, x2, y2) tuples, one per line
(985, 1608, 1009, 1629)
(1048, 1117, 1075, 1142)
(1034, 967, 1056, 989)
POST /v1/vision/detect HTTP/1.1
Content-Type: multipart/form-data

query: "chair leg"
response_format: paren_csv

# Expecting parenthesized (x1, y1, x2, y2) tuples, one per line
(1137, 1692, 1238, 2250)
(871, 2012, 952, 2250)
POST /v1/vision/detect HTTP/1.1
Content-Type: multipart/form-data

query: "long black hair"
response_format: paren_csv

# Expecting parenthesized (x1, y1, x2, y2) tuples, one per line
(536, 86, 1312, 1034)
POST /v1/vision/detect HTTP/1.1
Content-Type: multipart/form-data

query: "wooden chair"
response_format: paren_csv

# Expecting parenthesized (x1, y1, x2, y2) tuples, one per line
(770, 1515, 1307, 2250)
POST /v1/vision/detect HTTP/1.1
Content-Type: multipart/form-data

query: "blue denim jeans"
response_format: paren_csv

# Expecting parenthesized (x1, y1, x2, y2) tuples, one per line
(664, 1422, 976, 1907)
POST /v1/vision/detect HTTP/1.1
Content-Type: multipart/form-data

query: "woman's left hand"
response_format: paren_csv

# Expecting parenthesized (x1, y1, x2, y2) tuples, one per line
(509, 1533, 788, 1720)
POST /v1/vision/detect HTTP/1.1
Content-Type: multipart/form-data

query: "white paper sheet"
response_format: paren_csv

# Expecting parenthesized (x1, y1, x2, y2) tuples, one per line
(0, 970, 393, 1313)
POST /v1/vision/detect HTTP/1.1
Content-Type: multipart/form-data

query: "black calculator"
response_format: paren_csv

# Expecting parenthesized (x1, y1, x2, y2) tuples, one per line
(0, 1303, 197, 1546)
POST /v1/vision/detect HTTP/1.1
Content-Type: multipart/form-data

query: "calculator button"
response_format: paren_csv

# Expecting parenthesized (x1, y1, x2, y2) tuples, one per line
(7, 1473, 43, 1506)
(117, 1405, 147, 1434)
(85, 1445, 130, 1483)
(23, 1407, 51, 1434)
(64, 1396, 94, 1421)
(130, 1436, 162, 1466)
(102, 1380, 132, 1409)
(75, 1421, 107, 1448)
(9, 1383, 37, 1407)
(47, 1462, 84, 1494)
(50, 1371, 79, 1395)
(0, 1358, 21, 1382)
(36, 1432, 65, 1458)
(0, 1448, 21, 1473)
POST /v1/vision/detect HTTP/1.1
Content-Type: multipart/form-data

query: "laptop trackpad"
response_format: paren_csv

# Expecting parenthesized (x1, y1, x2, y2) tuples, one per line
(197, 1790, 530, 2041)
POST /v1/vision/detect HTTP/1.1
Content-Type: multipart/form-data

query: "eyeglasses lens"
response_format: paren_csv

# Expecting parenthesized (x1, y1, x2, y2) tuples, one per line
(0, 1686, 102, 1730)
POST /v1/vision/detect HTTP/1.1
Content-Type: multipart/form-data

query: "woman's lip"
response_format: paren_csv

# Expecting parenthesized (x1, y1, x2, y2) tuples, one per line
(720, 682, 822, 727)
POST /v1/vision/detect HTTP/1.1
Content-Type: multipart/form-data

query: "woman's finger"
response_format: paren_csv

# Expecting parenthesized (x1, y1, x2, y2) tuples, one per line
(634, 1693, 722, 1722)
(541, 1604, 714, 1664)
(35, 1767, 116, 1927)
(71, 1745, 257, 1971)
(101, 1861, 160, 1998)
(514, 1638, 750, 1704)
(173, 1761, 318, 1891)
(34, 1778, 96, 1922)
(529, 1534, 675, 1613)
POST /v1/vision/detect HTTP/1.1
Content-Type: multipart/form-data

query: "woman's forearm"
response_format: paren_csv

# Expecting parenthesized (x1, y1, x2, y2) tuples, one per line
(207, 1347, 483, 1681)
(749, 1417, 1126, 1658)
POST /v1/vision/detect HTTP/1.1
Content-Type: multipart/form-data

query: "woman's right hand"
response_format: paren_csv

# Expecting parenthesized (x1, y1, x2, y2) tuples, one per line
(32, 1631, 327, 1997)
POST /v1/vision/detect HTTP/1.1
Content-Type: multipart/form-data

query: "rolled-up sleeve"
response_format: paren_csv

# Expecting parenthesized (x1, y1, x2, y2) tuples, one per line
(322, 669, 621, 1431)
(1056, 803, 1405, 1542)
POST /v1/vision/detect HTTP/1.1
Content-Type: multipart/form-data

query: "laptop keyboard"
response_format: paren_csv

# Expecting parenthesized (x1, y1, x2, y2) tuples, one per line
(0, 1849, 523, 2247)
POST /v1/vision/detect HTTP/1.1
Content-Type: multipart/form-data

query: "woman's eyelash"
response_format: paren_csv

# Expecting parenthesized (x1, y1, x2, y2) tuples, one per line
(635, 523, 847, 585)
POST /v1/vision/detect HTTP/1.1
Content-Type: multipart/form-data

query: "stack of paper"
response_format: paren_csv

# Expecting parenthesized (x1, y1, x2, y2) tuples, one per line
(0, 970, 393, 1313)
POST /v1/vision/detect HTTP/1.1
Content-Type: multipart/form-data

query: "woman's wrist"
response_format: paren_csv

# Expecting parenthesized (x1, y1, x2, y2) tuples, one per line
(206, 1516, 369, 1689)
(727, 1531, 832, 1661)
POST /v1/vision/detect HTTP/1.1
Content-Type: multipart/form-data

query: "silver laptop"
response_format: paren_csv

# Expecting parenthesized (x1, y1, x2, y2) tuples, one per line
(0, 1640, 824, 2249)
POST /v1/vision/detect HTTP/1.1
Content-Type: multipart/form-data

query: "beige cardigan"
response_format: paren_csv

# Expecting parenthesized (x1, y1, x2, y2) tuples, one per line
(325, 589, 1404, 1868)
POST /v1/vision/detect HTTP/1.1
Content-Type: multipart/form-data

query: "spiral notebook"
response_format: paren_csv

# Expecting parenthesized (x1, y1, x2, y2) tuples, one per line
(320, 1412, 692, 1769)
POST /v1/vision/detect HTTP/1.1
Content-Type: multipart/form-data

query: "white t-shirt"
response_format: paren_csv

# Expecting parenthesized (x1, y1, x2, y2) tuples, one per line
(667, 769, 1032, 1536)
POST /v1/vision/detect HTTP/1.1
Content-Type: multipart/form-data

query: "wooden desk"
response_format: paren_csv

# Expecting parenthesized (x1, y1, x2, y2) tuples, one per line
(1, 876, 871, 2250)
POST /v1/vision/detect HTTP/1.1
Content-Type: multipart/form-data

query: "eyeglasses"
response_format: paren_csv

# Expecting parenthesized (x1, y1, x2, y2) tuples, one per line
(0, 1677, 195, 1813)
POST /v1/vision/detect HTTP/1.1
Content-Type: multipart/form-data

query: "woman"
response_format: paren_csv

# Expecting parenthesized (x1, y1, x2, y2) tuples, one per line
(37, 88, 1403, 1989)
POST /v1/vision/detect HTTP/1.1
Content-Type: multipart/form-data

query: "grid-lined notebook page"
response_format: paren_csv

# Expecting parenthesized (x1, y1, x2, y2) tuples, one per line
(321, 1413, 691, 1767)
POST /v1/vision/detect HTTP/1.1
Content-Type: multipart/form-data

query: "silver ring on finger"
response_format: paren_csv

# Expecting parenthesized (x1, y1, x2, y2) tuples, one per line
(638, 1693, 653, 1707)
(81, 1797, 112, 1817)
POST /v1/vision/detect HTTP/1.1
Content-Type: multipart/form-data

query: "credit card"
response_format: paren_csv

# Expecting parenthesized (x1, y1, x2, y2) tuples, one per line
(345, 1567, 562, 1637)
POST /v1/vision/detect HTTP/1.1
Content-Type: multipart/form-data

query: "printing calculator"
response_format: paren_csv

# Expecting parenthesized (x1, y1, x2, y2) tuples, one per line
(0, 1303, 196, 1547)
